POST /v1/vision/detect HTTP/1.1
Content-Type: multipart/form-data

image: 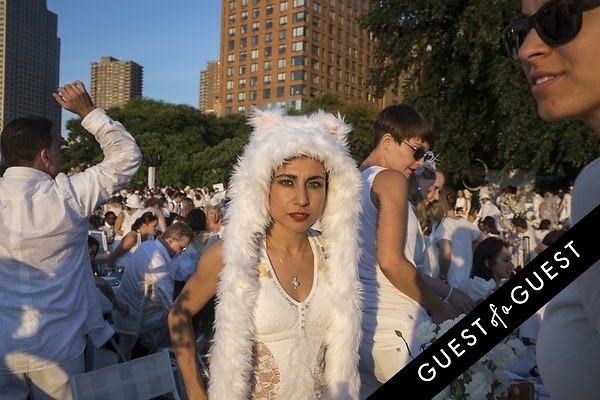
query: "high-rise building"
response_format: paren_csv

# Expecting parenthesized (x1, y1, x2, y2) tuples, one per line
(90, 56, 143, 109)
(199, 60, 221, 114)
(218, 0, 378, 116)
(0, 0, 61, 130)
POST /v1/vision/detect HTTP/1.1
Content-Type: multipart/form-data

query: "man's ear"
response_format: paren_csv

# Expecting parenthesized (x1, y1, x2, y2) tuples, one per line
(40, 148, 50, 162)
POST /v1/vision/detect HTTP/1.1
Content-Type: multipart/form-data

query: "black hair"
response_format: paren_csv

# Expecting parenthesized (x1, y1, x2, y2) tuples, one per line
(1, 116, 54, 166)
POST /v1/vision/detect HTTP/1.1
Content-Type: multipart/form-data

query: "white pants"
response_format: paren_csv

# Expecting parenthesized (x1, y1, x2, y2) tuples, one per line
(0, 352, 84, 400)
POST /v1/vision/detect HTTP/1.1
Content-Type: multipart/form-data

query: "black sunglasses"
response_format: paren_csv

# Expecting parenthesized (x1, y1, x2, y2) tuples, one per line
(402, 141, 427, 161)
(502, 0, 599, 61)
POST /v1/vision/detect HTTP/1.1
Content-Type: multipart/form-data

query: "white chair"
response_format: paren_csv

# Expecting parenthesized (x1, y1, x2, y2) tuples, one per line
(111, 281, 170, 362)
(89, 229, 109, 253)
(70, 349, 181, 400)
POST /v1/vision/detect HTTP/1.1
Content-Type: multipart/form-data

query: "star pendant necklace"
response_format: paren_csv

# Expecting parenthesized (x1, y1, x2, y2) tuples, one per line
(269, 238, 308, 290)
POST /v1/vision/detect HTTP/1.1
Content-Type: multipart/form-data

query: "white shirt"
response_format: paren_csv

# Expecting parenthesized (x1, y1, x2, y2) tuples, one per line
(115, 239, 174, 318)
(0, 109, 141, 373)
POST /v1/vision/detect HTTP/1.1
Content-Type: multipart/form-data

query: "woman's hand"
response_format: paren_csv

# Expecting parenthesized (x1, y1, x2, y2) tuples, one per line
(447, 287, 476, 314)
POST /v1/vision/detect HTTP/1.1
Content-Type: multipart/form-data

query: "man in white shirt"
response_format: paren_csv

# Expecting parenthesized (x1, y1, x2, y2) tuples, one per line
(112, 223, 194, 356)
(0, 81, 141, 399)
(477, 187, 502, 228)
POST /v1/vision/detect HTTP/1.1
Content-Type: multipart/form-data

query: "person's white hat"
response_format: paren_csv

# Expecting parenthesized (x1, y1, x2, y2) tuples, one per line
(479, 187, 491, 200)
(125, 194, 144, 209)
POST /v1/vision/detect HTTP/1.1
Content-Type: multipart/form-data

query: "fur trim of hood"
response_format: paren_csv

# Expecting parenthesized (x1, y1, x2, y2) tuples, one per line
(208, 107, 364, 399)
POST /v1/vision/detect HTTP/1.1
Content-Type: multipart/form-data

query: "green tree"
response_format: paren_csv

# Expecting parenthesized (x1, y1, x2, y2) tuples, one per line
(61, 99, 251, 189)
(359, 0, 600, 185)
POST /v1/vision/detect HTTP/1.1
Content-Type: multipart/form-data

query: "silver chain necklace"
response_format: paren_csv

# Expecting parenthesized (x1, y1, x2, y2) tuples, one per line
(268, 239, 308, 290)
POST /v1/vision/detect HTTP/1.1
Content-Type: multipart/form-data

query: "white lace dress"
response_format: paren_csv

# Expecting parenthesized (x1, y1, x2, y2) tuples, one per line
(251, 236, 330, 399)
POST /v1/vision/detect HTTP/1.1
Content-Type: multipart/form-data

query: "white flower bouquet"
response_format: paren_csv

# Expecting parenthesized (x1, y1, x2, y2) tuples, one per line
(396, 314, 527, 400)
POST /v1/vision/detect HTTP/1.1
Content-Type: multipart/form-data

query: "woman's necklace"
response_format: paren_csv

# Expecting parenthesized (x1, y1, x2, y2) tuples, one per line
(268, 238, 308, 290)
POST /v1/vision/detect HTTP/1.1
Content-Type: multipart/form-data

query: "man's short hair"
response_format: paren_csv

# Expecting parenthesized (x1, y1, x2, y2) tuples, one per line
(1, 116, 54, 167)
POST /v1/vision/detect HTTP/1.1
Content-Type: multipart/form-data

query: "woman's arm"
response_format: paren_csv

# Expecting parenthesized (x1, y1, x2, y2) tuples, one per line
(114, 212, 125, 236)
(372, 170, 457, 324)
(168, 240, 224, 400)
(107, 230, 137, 268)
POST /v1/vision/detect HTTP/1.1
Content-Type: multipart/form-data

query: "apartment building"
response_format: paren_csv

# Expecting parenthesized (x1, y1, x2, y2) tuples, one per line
(0, 0, 61, 130)
(218, 0, 378, 116)
(90, 56, 143, 109)
(200, 60, 221, 113)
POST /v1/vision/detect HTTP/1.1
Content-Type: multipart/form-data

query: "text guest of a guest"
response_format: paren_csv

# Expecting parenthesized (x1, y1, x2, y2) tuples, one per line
(417, 240, 581, 382)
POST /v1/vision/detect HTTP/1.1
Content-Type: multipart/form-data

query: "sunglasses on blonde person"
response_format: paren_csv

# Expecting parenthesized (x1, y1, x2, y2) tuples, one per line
(502, 0, 600, 61)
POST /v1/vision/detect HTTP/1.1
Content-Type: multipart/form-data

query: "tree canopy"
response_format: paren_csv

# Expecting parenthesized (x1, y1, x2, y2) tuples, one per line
(359, 0, 600, 185)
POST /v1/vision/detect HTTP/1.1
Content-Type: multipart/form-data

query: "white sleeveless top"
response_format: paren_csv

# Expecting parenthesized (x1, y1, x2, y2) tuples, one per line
(251, 235, 330, 399)
(358, 166, 430, 349)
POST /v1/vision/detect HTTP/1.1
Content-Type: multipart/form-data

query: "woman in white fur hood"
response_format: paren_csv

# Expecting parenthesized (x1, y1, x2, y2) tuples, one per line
(168, 107, 363, 400)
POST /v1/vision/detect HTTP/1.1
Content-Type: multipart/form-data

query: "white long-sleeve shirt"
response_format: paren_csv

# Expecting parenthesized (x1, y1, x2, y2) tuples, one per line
(0, 108, 141, 373)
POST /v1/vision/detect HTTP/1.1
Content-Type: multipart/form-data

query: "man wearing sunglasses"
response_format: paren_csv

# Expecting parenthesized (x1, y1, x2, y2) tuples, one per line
(502, 1, 600, 399)
(0, 82, 142, 399)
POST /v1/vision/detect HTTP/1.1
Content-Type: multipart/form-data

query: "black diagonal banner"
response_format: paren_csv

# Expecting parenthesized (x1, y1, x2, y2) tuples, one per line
(368, 202, 600, 400)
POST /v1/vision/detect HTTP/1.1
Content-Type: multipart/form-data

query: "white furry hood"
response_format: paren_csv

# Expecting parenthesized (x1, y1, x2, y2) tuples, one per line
(208, 107, 364, 399)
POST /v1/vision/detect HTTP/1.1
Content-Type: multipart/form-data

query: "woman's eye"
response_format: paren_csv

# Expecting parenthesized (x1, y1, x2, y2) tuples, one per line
(308, 181, 323, 188)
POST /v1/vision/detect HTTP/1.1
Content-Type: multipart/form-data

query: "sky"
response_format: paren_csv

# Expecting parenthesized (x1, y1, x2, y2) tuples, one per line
(46, 0, 222, 131)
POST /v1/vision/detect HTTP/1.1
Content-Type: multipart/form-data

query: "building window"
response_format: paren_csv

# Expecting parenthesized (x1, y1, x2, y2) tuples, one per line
(264, 61, 272, 71)
(264, 32, 272, 42)
(264, 47, 272, 57)
(278, 44, 286, 54)
(250, 90, 257, 100)
(280, 1, 288, 12)
(250, 76, 258, 86)
(293, 12, 307, 22)
(292, 26, 306, 37)
(226, 80, 234, 89)
(241, 24, 247, 34)
(238, 106, 246, 114)
(239, 78, 246, 88)
(227, 67, 234, 76)
(277, 72, 286, 82)
(265, 19, 273, 29)
(311, 44, 320, 56)
(227, 54, 235, 62)
(226, 93, 233, 103)
(264, 88, 271, 98)
(277, 87, 285, 97)
(292, 55, 306, 66)
(238, 92, 246, 101)
(312, 2, 321, 13)
(240, 38, 247, 48)
(251, 35, 259, 45)
(228, 40, 235, 50)
(290, 85, 305, 95)
(310, 58, 319, 69)
(251, 49, 259, 59)
(291, 70, 304, 80)
(264, 74, 272, 84)
(278, 58, 286, 68)
(239, 65, 247, 75)
(229, 1, 236, 10)
(241, 11, 248, 20)
(228, 27, 236, 35)
(253, 8, 260, 18)
(279, 16, 288, 25)
(266, 5, 274, 14)
(292, 41, 306, 51)
(252, 22, 260, 31)
(240, 51, 248, 62)
(279, 30, 286, 40)
(250, 63, 258, 73)
(229, 14, 236, 23)
(293, 0, 306, 8)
